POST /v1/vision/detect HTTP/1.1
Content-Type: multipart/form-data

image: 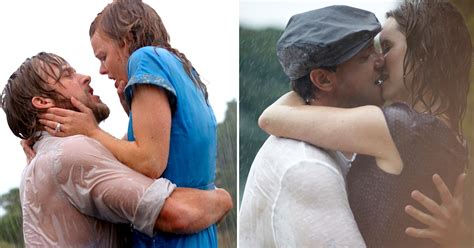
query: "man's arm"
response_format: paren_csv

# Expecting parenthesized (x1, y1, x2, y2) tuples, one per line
(156, 187, 232, 233)
(273, 161, 366, 247)
(54, 137, 231, 236)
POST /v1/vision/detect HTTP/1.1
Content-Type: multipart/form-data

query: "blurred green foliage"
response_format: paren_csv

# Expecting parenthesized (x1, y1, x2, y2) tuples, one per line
(451, 0, 474, 245)
(0, 188, 23, 247)
(239, 27, 288, 200)
(216, 100, 237, 248)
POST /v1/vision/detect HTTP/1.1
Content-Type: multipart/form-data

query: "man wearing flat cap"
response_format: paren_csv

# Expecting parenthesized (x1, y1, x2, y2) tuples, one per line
(239, 5, 383, 247)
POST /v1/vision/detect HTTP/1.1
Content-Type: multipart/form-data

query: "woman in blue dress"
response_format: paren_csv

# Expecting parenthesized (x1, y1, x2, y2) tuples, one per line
(39, 0, 219, 247)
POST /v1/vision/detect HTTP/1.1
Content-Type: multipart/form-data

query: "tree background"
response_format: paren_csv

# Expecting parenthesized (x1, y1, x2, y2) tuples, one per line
(0, 100, 237, 247)
(240, 0, 473, 246)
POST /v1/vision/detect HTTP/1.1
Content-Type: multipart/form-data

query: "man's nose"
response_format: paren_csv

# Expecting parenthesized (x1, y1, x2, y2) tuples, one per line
(81, 75, 92, 85)
(374, 52, 385, 70)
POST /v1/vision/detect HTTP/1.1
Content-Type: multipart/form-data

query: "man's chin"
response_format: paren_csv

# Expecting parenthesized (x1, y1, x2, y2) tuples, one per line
(93, 104, 110, 123)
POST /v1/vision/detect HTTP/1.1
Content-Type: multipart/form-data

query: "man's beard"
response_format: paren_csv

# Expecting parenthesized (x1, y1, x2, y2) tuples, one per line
(55, 97, 110, 123)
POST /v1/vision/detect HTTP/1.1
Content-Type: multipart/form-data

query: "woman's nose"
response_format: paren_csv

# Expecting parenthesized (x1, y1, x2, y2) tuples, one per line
(99, 64, 107, 75)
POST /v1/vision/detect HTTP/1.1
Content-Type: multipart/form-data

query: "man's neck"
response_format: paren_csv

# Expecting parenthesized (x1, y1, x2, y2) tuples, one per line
(307, 95, 341, 108)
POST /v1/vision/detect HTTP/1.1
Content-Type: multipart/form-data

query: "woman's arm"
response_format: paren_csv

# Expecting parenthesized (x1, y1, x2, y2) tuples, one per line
(40, 85, 171, 178)
(259, 91, 403, 174)
(90, 85, 171, 178)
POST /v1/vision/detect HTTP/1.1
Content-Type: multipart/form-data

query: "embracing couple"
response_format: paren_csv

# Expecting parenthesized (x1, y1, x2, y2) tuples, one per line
(1, 0, 231, 247)
(240, 1, 469, 247)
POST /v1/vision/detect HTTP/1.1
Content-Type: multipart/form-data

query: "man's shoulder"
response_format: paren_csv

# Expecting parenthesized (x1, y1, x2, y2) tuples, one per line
(252, 136, 345, 176)
(53, 135, 105, 155)
(41, 135, 112, 169)
(260, 136, 337, 162)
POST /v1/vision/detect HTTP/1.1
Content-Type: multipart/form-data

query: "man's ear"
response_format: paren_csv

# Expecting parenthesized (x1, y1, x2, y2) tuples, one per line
(309, 69, 336, 92)
(31, 96, 55, 110)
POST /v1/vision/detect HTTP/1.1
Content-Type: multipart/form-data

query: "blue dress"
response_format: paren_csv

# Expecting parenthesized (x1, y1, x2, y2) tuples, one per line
(124, 46, 218, 248)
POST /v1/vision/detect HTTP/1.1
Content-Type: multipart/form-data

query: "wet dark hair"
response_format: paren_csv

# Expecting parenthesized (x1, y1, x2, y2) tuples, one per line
(1, 52, 69, 141)
(387, 0, 472, 135)
(90, 0, 209, 101)
(291, 66, 337, 103)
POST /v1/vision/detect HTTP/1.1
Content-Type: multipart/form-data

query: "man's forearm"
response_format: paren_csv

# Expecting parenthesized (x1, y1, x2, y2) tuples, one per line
(155, 187, 233, 234)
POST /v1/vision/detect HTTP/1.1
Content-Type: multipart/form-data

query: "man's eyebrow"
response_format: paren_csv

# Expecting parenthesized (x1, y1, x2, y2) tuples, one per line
(61, 65, 75, 74)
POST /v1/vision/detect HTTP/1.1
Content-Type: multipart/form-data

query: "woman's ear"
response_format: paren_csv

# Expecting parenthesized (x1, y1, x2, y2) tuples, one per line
(309, 69, 336, 92)
(31, 96, 55, 110)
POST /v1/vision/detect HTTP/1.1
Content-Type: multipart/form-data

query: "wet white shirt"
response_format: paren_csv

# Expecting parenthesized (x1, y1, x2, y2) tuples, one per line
(21, 133, 176, 247)
(239, 136, 365, 247)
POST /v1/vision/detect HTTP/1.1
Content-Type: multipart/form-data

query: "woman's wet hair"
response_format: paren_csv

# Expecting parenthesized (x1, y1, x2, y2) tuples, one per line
(387, 0, 472, 135)
(1, 52, 69, 141)
(90, 0, 209, 101)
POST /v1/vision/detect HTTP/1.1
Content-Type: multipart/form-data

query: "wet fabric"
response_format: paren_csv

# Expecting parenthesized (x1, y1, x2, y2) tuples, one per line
(240, 136, 365, 247)
(347, 103, 467, 248)
(21, 132, 176, 247)
(124, 47, 218, 248)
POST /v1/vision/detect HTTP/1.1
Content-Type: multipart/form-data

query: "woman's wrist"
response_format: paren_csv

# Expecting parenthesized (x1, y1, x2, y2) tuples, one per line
(88, 126, 103, 140)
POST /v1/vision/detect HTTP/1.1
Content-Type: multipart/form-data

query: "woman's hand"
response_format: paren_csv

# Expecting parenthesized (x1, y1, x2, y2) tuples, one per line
(405, 173, 466, 247)
(116, 80, 130, 115)
(20, 139, 36, 164)
(38, 97, 100, 138)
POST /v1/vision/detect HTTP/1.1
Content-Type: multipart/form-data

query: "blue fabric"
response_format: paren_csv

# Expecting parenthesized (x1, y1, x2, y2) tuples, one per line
(125, 47, 218, 248)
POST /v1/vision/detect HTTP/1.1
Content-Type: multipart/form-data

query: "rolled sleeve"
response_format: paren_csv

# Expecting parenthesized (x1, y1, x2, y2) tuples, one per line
(133, 178, 176, 237)
(53, 136, 177, 233)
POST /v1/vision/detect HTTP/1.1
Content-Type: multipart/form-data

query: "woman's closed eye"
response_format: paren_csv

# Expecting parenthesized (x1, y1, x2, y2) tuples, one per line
(381, 41, 392, 55)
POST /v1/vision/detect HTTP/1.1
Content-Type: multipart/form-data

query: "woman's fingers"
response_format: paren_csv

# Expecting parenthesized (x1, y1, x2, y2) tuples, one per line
(38, 119, 68, 136)
(411, 190, 442, 217)
(431, 174, 463, 219)
(405, 205, 441, 228)
(38, 113, 68, 124)
(405, 227, 439, 243)
(43, 125, 65, 137)
(71, 97, 92, 114)
(45, 107, 75, 117)
(432, 174, 453, 205)
(452, 173, 466, 202)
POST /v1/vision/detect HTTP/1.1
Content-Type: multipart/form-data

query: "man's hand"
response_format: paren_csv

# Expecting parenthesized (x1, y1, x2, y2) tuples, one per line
(405, 173, 466, 247)
(20, 139, 36, 164)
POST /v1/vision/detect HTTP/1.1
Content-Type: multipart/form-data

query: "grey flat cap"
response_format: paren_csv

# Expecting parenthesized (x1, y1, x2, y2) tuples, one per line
(277, 5, 381, 80)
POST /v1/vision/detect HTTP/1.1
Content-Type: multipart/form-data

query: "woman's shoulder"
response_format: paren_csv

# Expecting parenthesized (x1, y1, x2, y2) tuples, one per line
(382, 102, 438, 129)
(382, 102, 413, 117)
(382, 102, 462, 149)
(130, 46, 174, 61)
